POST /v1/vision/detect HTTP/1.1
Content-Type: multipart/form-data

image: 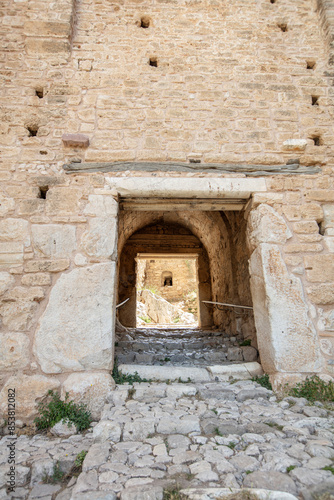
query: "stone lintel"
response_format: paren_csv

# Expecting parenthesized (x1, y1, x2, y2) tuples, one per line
(104, 177, 267, 200)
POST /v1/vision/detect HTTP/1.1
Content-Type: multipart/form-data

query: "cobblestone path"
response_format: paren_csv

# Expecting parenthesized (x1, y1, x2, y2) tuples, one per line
(1, 378, 333, 500)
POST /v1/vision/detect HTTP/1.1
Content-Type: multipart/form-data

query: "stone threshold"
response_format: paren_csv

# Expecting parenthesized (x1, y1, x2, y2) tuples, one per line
(118, 362, 263, 383)
(180, 487, 298, 500)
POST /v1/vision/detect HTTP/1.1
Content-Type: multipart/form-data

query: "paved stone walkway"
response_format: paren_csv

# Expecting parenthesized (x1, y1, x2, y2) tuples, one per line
(1, 379, 334, 500)
(116, 328, 258, 366)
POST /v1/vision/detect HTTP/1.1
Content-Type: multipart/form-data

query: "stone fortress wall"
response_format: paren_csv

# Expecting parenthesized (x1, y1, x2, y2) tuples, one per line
(1, 0, 334, 420)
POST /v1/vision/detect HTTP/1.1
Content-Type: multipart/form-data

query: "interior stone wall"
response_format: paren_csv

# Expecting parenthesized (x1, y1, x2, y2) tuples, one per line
(137, 257, 198, 302)
(117, 218, 213, 327)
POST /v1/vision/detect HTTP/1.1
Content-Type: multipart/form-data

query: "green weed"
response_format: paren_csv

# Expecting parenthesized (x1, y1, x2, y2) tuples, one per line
(74, 450, 88, 468)
(163, 485, 188, 500)
(322, 465, 334, 474)
(43, 461, 64, 484)
(239, 339, 251, 346)
(251, 374, 272, 391)
(177, 377, 192, 384)
(112, 358, 151, 385)
(286, 465, 296, 473)
(139, 315, 152, 323)
(288, 375, 334, 403)
(34, 391, 92, 432)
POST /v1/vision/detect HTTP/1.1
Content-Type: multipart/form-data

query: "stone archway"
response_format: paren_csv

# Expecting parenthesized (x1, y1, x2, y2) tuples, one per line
(118, 219, 212, 328)
(117, 208, 256, 339)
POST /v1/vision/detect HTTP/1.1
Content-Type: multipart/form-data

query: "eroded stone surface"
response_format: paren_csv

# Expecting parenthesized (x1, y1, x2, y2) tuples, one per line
(81, 218, 117, 260)
(247, 204, 292, 252)
(31, 224, 76, 258)
(0, 374, 60, 419)
(0, 332, 30, 370)
(249, 244, 322, 374)
(0, 218, 29, 244)
(33, 263, 116, 373)
(0, 271, 14, 295)
(61, 372, 116, 420)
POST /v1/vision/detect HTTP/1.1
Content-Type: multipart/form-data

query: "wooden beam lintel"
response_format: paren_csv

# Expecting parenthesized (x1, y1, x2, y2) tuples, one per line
(120, 197, 246, 211)
(63, 161, 320, 176)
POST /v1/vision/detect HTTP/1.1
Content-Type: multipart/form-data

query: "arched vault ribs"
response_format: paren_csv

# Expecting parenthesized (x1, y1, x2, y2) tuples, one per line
(117, 210, 256, 340)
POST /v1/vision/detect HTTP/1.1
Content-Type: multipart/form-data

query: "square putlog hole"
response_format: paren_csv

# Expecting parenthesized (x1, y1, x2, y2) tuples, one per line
(149, 57, 158, 67)
(140, 16, 150, 28)
(27, 126, 38, 137)
(278, 23, 288, 32)
(311, 136, 322, 146)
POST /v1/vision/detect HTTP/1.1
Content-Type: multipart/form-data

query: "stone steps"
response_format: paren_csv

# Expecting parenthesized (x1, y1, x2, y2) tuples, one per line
(116, 328, 258, 367)
(118, 362, 264, 383)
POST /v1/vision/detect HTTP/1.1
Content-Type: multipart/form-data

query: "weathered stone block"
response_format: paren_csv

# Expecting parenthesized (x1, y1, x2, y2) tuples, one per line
(24, 21, 71, 38)
(304, 254, 334, 282)
(283, 139, 307, 150)
(18, 199, 45, 216)
(46, 188, 82, 216)
(61, 372, 115, 420)
(6, 186, 40, 199)
(247, 204, 292, 252)
(5, 286, 44, 301)
(1, 300, 38, 331)
(300, 203, 324, 222)
(252, 193, 284, 207)
(0, 218, 29, 243)
(24, 259, 70, 273)
(322, 204, 334, 229)
(0, 333, 30, 370)
(0, 271, 14, 295)
(0, 375, 60, 419)
(25, 39, 70, 55)
(249, 243, 322, 373)
(307, 284, 334, 304)
(33, 263, 116, 373)
(0, 242, 24, 267)
(284, 243, 323, 253)
(293, 221, 320, 234)
(21, 273, 51, 286)
(62, 133, 90, 148)
(83, 195, 118, 217)
(81, 218, 117, 260)
(0, 195, 15, 216)
(32, 224, 76, 258)
(306, 190, 334, 202)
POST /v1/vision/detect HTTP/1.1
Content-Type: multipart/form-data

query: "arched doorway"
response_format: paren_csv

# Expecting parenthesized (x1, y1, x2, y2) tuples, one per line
(118, 220, 212, 327)
(117, 209, 256, 342)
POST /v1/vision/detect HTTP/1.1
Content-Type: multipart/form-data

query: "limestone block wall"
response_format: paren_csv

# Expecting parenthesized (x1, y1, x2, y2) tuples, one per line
(247, 183, 334, 387)
(2, 0, 334, 172)
(0, 179, 119, 421)
(1, 0, 334, 419)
